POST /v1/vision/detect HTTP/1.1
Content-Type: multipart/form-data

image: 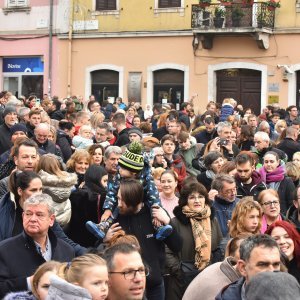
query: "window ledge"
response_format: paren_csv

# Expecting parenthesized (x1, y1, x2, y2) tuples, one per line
(91, 10, 120, 17)
(3, 6, 31, 15)
(154, 7, 185, 16)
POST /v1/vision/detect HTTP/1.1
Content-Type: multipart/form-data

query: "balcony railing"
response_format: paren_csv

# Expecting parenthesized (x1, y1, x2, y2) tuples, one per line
(191, 2, 276, 30)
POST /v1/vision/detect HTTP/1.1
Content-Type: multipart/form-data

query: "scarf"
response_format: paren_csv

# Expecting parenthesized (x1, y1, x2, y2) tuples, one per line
(182, 205, 212, 271)
(260, 214, 282, 233)
(258, 164, 285, 184)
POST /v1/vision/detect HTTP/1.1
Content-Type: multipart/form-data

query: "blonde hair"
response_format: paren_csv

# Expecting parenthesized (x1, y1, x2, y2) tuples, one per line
(49, 125, 57, 144)
(79, 124, 92, 135)
(229, 197, 262, 238)
(66, 149, 91, 171)
(286, 162, 300, 180)
(32, 261, 62, 298)
(59, 254, 107, 285)
(152, 167, 166, 180)
(91, 112, 105, 129)
(37, 154, 66, 177)
(275, 119, 287, 133)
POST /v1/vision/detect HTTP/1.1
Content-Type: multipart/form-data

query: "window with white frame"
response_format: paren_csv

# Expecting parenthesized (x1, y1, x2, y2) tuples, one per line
(95, 0, 117, 11)
(7, 0, 28, 7)
(158, 0, 181, 8)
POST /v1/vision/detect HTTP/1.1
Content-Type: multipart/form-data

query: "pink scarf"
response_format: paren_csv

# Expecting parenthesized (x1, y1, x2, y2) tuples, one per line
(258, 164, 285, 184)
(260, 214, 282, 233)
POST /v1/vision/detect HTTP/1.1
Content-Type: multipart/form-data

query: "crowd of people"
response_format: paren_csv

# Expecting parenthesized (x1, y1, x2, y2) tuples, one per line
(0, 90, 300, 299)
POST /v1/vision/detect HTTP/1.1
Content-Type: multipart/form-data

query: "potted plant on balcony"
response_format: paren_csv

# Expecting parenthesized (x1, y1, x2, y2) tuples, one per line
(231, 6, 245, 27)
(242, 0, 254, 5)
(199, 0, 211, 9)
(266, 0, 280, 11)
(220, 0, 232, 6)
(257, 11, 267, 28)
(214, 6, 225, 28)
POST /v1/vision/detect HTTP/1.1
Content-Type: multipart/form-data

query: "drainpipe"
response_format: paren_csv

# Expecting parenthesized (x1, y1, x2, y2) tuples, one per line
(67, 0, 74, 97)
(48, 0, 53, 97)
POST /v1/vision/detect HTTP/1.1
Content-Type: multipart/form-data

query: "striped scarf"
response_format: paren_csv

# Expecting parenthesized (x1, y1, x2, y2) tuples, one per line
(182, 205, 212, 271)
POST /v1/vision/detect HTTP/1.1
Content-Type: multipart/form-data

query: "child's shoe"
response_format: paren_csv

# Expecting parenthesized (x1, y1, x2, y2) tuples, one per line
(85, 221, 110, 239)
(155, 224, 173, 241)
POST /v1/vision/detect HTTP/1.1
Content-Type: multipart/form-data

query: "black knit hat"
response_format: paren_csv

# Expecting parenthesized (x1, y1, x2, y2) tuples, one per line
(10, 123, 28, 136)
(118, 141, 144, 173)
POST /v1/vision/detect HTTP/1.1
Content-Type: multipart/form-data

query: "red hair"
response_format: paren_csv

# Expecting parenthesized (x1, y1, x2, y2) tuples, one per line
(266, 220, 300, 267)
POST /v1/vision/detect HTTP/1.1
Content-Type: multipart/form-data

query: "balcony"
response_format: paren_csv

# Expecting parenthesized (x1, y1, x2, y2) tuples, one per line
(191, 2, 278, 50)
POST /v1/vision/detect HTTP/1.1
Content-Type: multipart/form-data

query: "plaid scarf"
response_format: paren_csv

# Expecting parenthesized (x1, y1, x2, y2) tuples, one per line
(182, 205, 212, 271)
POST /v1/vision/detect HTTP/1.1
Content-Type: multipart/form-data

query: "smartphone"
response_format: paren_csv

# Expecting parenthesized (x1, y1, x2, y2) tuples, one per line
(35, 98, 41, 107)
(220, 138, 228, 146)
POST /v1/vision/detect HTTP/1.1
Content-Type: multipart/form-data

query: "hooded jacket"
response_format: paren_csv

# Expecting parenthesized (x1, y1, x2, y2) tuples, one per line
(46, 275, 92, 300)
(165, 154, 187, 190)
(38, 170, 77, 226)
(235, 171, 267, 200)
(215, 277, 245, 300)
(179, 141, 202, 177)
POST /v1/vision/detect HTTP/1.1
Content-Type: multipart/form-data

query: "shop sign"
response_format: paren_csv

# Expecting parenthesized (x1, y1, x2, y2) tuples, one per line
(3, 57, 44, 73)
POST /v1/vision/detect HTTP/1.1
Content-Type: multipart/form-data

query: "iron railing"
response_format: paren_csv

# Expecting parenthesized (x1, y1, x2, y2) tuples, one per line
(191, 2, 276, 29)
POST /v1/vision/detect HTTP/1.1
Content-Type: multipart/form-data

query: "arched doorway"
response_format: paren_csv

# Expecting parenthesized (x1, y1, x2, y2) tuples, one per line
(216, 68, 261, 115)
(153, 69, 184, 108)
(91, 70, 119, 104)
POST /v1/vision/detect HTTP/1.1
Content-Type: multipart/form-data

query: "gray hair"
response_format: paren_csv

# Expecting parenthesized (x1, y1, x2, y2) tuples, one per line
(211, 174, 235, 192)
(23, 193, 55, 215)
(6, 99, 22, 108)
(34, 123, 50, 133)
(240, 234, 279, 262)
(217, 122, 232, 135)
(258, 121, 270, 130)
(104, 146, 122, 161)
(18, 107, 30, 117)
(254, 131, 270, 143)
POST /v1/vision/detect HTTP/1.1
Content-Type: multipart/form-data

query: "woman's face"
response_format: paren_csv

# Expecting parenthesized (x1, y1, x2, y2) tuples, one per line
(187, 192, 205, 212)
(48, 132, 54, 141)
(160, 173, 177, 196)
(243, 208, 260, 233)
(271, 226, 295, 261)
(93, 148, 103, 165)
(230, 131, 237, 144)
(293, 154, 300, 168)
(127, 108, 135, 116)
(133, 117, 141, 127)
(228, 168, 237, 177)
(263, 154, 279, 172)
(80, 265, 109, 300)
(75, 158, 90, 174)
(211, 157, 224, 174)
(100, 174, 108, 189)
(277, 123, 286, 134)
(18, 178, 43, 204)
(260, 194, 280, 219)
(36, 271, 57, 300)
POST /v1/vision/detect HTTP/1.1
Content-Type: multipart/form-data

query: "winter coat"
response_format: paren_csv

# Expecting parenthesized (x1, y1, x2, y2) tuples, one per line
(165, 154, 187, 191)
(56, 129, 74, 162)
(114, 127, 130, 147)
(197, 171, 215, 191)
(277, 137, 300, 161)
(215, 277, 245, 300)
(252, 145, 287, 167)
(0, 123, 12, 155)
(46, 275, 92, 300)
(195, 128, 218, 145)
(72, 135, 93, 150)
(152, 126, 168, 141)
(220, 104, 234, 122)
(3, 291, 36, 300)
(165, 206, 223, 300)
(38, 170, 77, 226)
(33, 138, 63, 158)
(183, 257, 241, 300)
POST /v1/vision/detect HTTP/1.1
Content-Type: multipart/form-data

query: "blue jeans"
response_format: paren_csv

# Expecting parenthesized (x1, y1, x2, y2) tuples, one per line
(146, 279, 165, 300)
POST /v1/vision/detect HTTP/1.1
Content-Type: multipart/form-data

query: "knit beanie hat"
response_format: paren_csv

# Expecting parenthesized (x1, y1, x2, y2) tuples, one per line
(10, 123, 28, 136)
(245, 271, 300, 300)
(118, 141, 144, 173)
(3, 106, 17, 118)
(128, 127, 143, 139)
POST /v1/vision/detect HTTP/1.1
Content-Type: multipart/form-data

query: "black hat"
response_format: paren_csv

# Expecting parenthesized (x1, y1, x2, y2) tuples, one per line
(10, 123, 28, 136)
(3, 106, 17, 118)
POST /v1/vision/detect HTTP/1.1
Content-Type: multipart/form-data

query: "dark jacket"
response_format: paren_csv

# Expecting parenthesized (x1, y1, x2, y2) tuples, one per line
(235, 171, 267, 200)
(253, 146, 287, 166)
(26, 123, 35, 139)
(286, 205, 300, 232)
(114, 127, 130, 147)
(49, 110, 65, 121)
(275, 176, 295, 215)
(213, 196, 239, 237)
(152, 126, 168, 141)
(197, 171, 214, 191)
(277, 138, 300, 161)
(165, 206, 223, 300)
(33, 138, 63, 158)
(0, 192, 85, 256)
(215, 277, 245, 300)
(116, 205, 182, 289)
(0, 229, 74, 298)
(195, 129, 218, 144)
(56, 129, 73, 162)
(0, 123, 12, 155)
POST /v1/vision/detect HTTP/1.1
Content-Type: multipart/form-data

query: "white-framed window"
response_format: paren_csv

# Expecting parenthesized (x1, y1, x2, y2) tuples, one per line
(158, 0, 181, 8)
(92, 0, 120, 16)
(154, 0, 185, 16)
(7, 0, 28, 7)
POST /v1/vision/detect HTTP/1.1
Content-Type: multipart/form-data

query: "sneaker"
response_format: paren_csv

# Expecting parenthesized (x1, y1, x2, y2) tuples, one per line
(85, 221, 109, 240)
(155, 224, 173, 241)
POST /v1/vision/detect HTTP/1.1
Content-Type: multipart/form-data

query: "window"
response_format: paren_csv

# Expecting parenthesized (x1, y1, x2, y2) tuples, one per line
(158, 0, 181, 8)
(96, 0, 117, 11)
(7, 0, 28, 7)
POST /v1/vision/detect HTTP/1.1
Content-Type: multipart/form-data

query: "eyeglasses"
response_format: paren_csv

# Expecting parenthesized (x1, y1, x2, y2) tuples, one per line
(109, 267, 149, 280)
(262, 200, 279, 207)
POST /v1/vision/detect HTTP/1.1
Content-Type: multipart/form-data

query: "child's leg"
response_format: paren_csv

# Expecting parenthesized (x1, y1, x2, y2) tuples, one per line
(150, 205, 173, 241)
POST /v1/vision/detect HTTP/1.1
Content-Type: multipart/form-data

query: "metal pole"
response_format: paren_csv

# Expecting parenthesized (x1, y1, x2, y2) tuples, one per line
(48, 0, 53, 97)
(67, 0, 74, 97)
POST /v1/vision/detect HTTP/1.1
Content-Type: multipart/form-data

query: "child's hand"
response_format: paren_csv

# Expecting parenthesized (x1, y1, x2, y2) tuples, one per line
(101, 210, 112, 221)
(104, 223, 122, 243)
(152, 206, 170, 225)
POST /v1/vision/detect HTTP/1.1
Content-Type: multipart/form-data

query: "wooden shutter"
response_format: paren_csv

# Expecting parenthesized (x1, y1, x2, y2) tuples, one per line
(158, 0, 181, 8)
(96, 0, 117, 11)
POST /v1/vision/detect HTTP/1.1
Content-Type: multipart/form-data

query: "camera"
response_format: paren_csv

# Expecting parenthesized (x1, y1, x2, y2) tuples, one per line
(219, 138, 228, 146)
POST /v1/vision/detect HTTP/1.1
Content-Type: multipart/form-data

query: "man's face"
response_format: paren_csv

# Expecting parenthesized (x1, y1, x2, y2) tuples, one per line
(35, 128, 49, 144)
(108, 252, 146, 300)
(14, 145, 38, 171)
(219, 181, 236, 202)
(29, 114, 41, 127)
(290, 107, 298, 118)
(4, 112, 17, 127)
(205, 122, 215, 133)
(208, 104, 216, 113)
(11, 131, 27, 143)
(219, 127, 231, 140)
(162, 140, 175, 155)
(117, 189, 136, 215)
(248, 117, 258, 128)
(81, 115, 91, 125)
(272, 116, 280, 124)
(90, 102, 101, 112)
(238, 246, 281, 283)
(95, 128, 107, 143)
(254, 136, 269, 151)
(64, 127, 75, 139)
(236, 161, 254, 182)
(129, 133, 141, 142)
(23, 204, 55, 238)
(167, 121, 179, 135)
(105, 153, 121, 174)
